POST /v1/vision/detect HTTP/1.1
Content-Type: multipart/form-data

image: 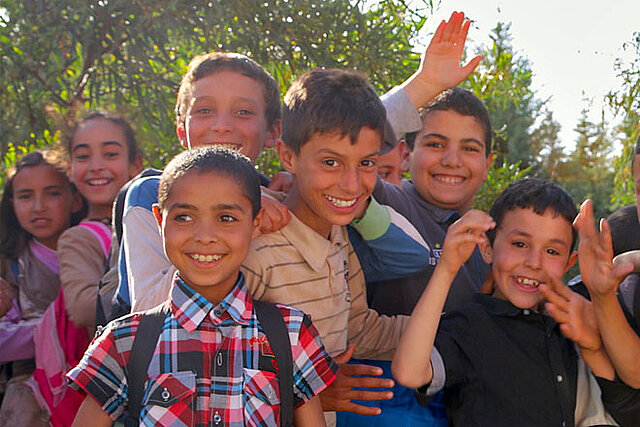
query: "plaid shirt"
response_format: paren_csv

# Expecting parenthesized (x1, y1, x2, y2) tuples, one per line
(68, 273, 337, 426)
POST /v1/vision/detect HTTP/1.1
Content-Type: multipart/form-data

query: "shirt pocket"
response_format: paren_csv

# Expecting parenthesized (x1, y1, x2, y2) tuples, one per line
(243, 368, 281, 427)
(141, 371, 196, 426)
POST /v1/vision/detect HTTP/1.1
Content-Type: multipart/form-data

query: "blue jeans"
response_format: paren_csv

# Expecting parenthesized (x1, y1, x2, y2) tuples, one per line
(336, 359, 447, 427)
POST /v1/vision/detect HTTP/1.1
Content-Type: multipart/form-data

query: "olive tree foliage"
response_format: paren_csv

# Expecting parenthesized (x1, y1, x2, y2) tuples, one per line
(609, 32, 640, 207)
(0, 0, 432, 173)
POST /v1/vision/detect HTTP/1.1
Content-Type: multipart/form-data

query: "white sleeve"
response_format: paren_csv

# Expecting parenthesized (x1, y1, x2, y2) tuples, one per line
(123, 206, 175, 311)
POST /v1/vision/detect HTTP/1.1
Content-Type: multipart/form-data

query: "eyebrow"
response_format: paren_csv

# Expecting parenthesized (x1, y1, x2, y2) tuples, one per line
(192, 95, 258, 106)
(72, 141, 123, 152)
(510, 230, 569, 248)
(421, 132, 485, 149)
(167, 202, 247, 213)
(318, 148, 380, 158)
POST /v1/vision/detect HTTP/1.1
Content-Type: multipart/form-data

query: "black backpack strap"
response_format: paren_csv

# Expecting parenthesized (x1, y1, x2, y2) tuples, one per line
(253, 300, 294, 427)
(124, 302, 169, 426)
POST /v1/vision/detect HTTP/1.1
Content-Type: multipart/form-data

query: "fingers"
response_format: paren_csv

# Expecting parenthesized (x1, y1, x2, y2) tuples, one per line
(441, 11, 464, 42)
(333, 345, 356, 365)
(338, 371, 394, 390)
(340, 362, 384, 377)
(461, 54, 483, 77)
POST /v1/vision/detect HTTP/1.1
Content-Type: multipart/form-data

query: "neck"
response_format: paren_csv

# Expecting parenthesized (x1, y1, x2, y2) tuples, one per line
(87, 203, 112, 221)
(284, 185, 332, 239)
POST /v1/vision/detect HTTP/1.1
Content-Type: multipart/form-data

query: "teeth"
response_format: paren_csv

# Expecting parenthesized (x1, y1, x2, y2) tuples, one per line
(190, 253, 222, 262)
(516, 277, 540, 287)
(213, 143, 239, 151)
(88, 178, 111, 186)
(435, 175, 463, 184)
(325, 195, 357, 208)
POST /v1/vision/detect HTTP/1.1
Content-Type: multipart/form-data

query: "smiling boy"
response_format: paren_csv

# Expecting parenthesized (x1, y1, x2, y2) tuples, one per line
(392, 178, 624, 425)
(68, 147, 336, 426)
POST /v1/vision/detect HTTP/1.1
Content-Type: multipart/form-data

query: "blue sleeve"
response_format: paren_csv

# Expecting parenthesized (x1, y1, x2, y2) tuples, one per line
(115, 176, 160, 307)
(348, 196, 430, 282)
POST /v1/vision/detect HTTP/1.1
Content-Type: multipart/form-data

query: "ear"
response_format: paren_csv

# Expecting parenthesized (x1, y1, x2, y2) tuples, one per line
(176, 124, 189, 149)
(252, 209, 265, 238)
(264, 119, 282, 149)
(276, 139, 297, 174)
(129, 154, 143, 178)
(152, 204, 163, 230)
(398, 140, 410, 173)
(482, 152, 494, 182)
(479, 236, 494, 265)
(565, 251, 578, 272)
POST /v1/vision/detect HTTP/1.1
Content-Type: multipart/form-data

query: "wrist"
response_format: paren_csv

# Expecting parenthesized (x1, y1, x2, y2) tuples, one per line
(401, 74, 445, 109)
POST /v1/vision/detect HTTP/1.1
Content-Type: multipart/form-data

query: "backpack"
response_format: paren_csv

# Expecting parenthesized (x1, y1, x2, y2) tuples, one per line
(123, 299, 294, 427)
(95, 168, 162, 328)
(29, 221, 112, 427)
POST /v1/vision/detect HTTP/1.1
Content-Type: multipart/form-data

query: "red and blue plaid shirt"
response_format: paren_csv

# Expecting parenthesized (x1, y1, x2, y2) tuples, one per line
(67, 273, 337, 426)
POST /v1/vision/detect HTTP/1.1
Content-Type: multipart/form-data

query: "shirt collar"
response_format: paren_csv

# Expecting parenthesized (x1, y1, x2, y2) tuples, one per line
(280, 213, 347, 272)
(474, 292, 538, 317)
(170, 271, 253, 333)
(402, 180, 461, 225)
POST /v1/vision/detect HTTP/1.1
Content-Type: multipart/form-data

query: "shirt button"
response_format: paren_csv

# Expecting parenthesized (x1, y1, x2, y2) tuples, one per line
(522, 309, 530, 315)
(213, 411, 222, 425)
(161, 388, 171, 401)
(557, 375, 563, 383)
(214, 308, 222, 317)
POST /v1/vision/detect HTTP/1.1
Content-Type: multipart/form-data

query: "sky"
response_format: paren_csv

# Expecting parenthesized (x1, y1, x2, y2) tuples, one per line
(416, 0, 639, 151)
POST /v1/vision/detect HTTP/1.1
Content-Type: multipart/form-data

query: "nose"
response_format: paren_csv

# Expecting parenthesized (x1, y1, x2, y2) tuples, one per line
(88, 155, 105, 171)
(441, 146, 462, 168)
(524, 249, 542, 271)
(32, 193, 45, 212)
(339, 166, 360, 195)
(194, 221, 219, 245)
(209, 112, 233, 134)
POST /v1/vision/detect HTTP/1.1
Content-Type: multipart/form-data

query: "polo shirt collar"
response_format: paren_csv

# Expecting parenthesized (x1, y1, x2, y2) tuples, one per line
(402, 180, 461, 225)
(170, 272, 253, 333)
(280, 213, 347, 272)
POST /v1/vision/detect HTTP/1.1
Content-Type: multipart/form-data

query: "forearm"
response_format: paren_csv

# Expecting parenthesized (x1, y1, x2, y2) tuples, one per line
(392, 263, 456, 388)
(580, 347, 615, 381)
(592, 291, 640, 387)
(293, 396, 326, 427)
(0, 304, 38, 362)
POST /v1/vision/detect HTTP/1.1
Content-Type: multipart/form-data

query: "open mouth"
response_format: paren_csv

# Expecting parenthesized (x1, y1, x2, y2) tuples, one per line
(210, 143, 241, 151)
(87, 178, 113, 186)
(515, 276, 541, 289)
(324, 194, 357, 208)
(189, 253, 223, 262)
(31, 217, 51, 225)
(433, 175, 464, 184)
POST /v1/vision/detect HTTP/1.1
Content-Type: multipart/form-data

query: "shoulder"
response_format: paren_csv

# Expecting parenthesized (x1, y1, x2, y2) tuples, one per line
(125, 175, 161, 210)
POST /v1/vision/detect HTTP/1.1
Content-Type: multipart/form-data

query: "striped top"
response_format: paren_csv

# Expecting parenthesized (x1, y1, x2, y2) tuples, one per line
(242, 213, 407, 361)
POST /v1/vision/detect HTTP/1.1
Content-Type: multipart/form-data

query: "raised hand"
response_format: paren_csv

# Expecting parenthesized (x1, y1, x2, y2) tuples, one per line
(402, 11, 483, 108)
(540, 276, 601, 352)
(573, 199, 633, 298)
(438, 209, 495, 276)
(258, 192, 292, 235)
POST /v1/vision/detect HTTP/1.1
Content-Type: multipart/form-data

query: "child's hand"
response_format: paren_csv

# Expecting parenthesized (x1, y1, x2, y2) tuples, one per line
(267, 171, 293, 194)
(259, 193, 292, 235)
(438, 210, 494, 275)
(318, 346, 394, 415)
(613, 250, 640, 273)
(0, 278, 15, 317)
(574, 199, 633, 298)
(541, 276, 601, 353)
(402, 11, 482, 108)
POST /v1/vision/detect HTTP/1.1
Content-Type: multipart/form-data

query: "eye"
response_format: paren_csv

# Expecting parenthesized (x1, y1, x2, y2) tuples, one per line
(174, 213, 193, 223)
(424, 141, 444, 149)
(379, 170, 390, 178)
(16, 193, 32, 200)
(512, 241, 526, 248)
(546, 248, 561, 256)
(194, 107, 212, 115)
(220, 214, 237, 223)
(463, 145, 481, 153)
(323, 159, 339, 167)
(46, 190, 63, 197)
(236, 109, 254, 116)
(360, 159, 376, 168)
(104, 150, 121, 159)
(73, 153, 90, 161)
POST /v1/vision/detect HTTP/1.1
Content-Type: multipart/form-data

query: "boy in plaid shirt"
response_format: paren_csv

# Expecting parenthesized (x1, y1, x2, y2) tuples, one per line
(68, 147, 337, 426)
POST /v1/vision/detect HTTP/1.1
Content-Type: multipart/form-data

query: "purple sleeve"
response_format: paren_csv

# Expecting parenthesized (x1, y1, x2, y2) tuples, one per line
(0, 300, 37, 363)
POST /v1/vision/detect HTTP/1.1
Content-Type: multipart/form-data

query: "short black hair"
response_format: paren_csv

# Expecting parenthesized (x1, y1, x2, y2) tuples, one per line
(607, 205, 640, 256)
(157, 146, 261, 218)
(418, 87, 492, 157)
(282, 69, 386, 154)
(488, 178, 578, 250)
(175, 52, 281, 129)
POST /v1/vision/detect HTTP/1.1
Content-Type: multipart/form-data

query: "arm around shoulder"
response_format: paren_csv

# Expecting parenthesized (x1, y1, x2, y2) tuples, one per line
(72, 396, 113, 427)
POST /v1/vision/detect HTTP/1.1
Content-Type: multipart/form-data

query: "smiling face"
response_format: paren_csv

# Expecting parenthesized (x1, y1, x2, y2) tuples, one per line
(153, 171, 259, 304)
(410, 110, 492, 214)
(70, 118, 139, 218)
(12, 164, 76, 250)
(278, 127, 380, 237)
(482, 207, 576, 310)
(178, 71, 280, 163)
